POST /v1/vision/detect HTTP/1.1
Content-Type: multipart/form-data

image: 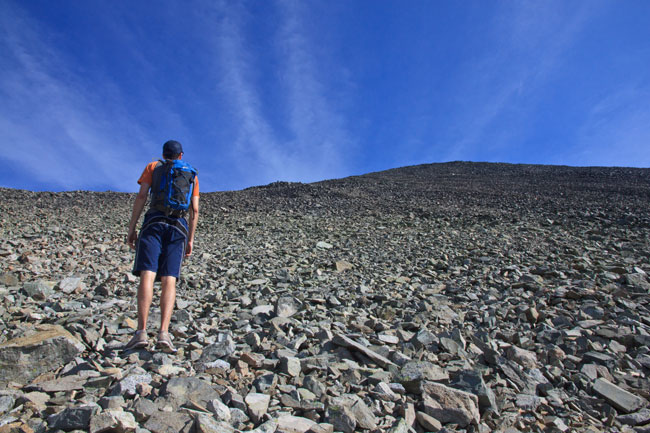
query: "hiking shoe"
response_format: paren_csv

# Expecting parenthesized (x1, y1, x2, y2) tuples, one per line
(123, 330, 148, 351)
(156, 331, 177, 353)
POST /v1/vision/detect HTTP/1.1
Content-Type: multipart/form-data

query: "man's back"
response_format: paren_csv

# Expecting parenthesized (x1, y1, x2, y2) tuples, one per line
(123, 140, 200, 353)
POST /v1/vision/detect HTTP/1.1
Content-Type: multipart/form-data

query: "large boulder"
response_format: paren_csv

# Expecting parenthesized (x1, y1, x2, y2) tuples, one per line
(196, 334, 236, 372)
(143, 411, 194, 433)
(450, 370, 499, 414)
(245, 392, 271, 425)
(0, 324, 85, 387)
(90, 409, 137, 433)
(327, 395, 377, 433)
(395, 361, 449, 393)
(160, 377, 222, 410)
(23, 280, 55, 300)
(276, 414, 317, 433)
(195, 414, 237, 433)
(421, 381, 480, 427)
(48, 404, 100, 431)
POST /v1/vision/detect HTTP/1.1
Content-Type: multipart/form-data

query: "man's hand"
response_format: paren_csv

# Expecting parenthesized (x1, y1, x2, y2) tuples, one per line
(185, 240, 193, 257)
(127, 229, 138, 250)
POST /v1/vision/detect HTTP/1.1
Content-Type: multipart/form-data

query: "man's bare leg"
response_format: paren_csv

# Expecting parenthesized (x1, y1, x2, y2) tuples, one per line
(159, 276, 176, 333)
(137, 271, 156, 331)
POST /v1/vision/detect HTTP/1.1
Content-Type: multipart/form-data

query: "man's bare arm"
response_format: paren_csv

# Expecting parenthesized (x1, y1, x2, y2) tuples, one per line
(186, 195, 199, 256)
(127, 183, 150, 249)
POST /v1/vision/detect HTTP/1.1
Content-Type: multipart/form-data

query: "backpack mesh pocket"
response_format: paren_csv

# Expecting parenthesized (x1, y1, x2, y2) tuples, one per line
(170, 169, 194, 209)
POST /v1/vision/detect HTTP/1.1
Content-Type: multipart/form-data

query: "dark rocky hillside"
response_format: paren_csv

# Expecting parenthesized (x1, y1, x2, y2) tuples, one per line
(1, 161, 649, 433)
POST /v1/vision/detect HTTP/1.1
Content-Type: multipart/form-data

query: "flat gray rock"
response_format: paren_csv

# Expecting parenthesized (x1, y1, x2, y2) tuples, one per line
(616, 408, 650, 426)
(592, 378, 648, 413)
(332, 333, 396, 368)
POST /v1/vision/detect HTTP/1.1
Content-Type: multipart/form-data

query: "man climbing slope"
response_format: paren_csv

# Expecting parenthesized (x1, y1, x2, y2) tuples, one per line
(124, 140, 199, 353)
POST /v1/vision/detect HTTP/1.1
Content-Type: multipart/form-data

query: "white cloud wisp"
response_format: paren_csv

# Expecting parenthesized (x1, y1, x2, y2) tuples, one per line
(208, 0, 353, 187)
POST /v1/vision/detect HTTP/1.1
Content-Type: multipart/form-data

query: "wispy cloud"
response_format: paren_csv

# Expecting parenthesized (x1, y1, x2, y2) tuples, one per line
(0, 0, 355, 192)
(211, 2, 286, 182)
(207, 0, 352, 187)
(0, 3, 169, 191)
(3, 1, 641, 193)
(275, 0, 352, 180)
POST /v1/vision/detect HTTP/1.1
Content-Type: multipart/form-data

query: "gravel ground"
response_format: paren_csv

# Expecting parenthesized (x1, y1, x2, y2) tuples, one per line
(0, 161, 649, 433)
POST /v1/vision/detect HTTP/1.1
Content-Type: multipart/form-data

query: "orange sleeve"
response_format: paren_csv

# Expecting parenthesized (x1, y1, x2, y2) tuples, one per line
(138, 162, 158, 186)
(193, 176, 200, 197)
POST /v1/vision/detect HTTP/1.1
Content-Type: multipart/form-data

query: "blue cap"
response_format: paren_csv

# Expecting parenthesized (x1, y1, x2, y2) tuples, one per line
(163, 140, 183, 158)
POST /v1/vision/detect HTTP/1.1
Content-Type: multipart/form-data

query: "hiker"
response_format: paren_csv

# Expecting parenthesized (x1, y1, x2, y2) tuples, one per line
(124, 140, 199, 352)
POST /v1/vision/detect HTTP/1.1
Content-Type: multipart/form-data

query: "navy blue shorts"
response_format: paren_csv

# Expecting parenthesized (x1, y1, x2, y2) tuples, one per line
(132, 212, 188, 280)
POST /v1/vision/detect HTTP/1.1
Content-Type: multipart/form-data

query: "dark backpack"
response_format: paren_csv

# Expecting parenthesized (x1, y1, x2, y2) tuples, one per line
(150, 159, 198, 217)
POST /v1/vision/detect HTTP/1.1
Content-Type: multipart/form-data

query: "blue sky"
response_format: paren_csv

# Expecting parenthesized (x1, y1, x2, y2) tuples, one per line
(1, 1, 649, 192)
